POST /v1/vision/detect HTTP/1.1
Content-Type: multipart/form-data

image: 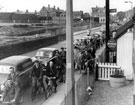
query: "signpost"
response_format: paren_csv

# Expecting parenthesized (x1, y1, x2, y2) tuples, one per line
(107, 38, 117, 49)
(110, 9, 117, 13)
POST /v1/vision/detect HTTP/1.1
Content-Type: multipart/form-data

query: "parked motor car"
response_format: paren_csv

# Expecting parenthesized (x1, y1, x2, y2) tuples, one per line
(0, 55, 33, 104)
(34, 47, 59, 66)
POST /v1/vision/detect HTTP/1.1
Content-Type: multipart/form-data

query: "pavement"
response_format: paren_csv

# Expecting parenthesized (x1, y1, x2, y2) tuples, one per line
(83, 45, 133, 105)
(41, 44, 106, 105)
(84, 80, 133, 105)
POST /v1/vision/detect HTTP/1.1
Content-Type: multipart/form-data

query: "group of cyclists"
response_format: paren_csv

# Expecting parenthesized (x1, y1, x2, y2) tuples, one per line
(30, 35, 102, 99)
(0, 34, 104, 103)
(31, 47, 66, 97)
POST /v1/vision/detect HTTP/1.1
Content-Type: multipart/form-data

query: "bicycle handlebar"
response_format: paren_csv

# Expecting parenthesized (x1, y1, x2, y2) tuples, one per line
(43, 75, 56, 79)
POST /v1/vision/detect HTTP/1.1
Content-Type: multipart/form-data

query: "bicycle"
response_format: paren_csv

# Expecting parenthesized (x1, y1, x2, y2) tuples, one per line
(84, 59, 94, 75)
(31, 76, 43, 101)
(43, 76, 56, 99)
(0, 80, 23, 105)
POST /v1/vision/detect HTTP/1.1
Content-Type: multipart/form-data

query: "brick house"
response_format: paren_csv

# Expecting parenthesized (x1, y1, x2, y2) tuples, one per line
(38, 5, 63, 23)
(91, 6, 105, 24)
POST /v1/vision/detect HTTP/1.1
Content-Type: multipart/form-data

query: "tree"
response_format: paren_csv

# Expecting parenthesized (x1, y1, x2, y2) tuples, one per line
(116, 11, 125, 21)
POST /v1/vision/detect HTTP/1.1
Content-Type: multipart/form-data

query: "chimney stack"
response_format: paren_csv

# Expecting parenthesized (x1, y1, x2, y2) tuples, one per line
(53, 5, 56, 9)
(35, 10, 37, 14)
(26, 9, 29, 14)
(48, 4, 50, 9)
(57, 7, 59, 11)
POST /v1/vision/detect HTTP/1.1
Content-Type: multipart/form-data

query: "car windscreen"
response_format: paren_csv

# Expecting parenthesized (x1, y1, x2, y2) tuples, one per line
(0, 65, 13, 74)
(36, 50, 52, 58)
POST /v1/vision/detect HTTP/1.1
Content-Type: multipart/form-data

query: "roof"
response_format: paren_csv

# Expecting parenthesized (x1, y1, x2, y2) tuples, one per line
(115, 19, 134, 39)
(0, 55, 30, 66)
(38, 47, 58, 51)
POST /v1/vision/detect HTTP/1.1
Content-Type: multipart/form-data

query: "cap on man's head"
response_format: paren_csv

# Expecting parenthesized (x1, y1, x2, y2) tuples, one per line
(9, 67, 15, 73)
(61, 47, 64, 49)
(9, 67, 14, 70)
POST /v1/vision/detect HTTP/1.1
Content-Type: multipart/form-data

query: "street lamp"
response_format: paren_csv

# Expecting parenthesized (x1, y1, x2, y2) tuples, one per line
(125, 1, 133, 10)
(125, 1, 134, 19)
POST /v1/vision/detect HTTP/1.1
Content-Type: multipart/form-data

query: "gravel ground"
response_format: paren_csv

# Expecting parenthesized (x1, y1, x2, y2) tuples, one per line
(84, 80, 133, 105)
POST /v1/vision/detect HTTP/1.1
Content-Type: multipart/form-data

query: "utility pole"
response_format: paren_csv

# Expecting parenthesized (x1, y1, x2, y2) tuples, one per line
(106, 0, 110, 62)
(66, 0, 75, 105)
(132, 7, 135, 105)
(89, 15, 92, 36)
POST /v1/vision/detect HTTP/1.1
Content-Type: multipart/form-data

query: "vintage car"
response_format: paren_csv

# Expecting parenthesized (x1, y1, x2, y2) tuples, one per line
(34, 47, 59, 66)
(0, 55, 33, 104)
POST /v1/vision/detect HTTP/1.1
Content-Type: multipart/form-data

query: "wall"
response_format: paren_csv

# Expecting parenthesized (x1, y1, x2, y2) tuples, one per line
(117, 31, 133, 80)
(0, 35, 58, 59)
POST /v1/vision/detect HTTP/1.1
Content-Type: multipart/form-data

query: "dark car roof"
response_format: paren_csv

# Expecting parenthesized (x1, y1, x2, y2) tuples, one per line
(0, 55, 31, 67)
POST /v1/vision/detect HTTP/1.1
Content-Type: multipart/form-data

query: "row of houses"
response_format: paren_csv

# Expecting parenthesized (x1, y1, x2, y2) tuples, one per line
(0, 5, 90, 24)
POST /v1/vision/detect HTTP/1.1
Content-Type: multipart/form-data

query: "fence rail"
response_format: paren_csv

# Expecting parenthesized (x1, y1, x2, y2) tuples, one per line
(97, 62, 122, 80)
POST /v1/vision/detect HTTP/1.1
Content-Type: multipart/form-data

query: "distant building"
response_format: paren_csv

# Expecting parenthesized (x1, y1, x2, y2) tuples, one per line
(91, 6, 105, 24)
(83, 13, 90, 21)
(0, 12, 40, 23)
(0, 5, 87, 24)
(12, 13, 39, 23)
(73, 11, 83, 19)
(38, 5, 64, 23)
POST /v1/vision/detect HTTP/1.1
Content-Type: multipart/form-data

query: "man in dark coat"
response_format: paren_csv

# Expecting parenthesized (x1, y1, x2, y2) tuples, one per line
(0, 67, 20, 103)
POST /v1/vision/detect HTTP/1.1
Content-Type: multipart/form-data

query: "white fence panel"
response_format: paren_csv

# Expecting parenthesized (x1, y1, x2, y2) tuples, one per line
(97, 62, 122, 80)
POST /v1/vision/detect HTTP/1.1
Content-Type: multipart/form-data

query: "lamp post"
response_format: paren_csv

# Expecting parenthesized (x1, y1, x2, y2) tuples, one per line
(125, 1, 133, 17)
(106, 0, 110, 62)
(125, 1, 133, 10)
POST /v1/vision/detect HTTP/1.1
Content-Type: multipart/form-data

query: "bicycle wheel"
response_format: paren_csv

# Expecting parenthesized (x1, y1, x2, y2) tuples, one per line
(31, 86, 36, 101)
(45, 86, 51, 99)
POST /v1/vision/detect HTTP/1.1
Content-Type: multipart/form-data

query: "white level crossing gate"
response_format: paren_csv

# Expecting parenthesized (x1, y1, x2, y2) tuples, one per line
(97, 62, 123, 80)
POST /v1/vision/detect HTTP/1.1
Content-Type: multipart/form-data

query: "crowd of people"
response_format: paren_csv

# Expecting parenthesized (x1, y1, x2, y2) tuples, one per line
(0, 33, 104, 103)
(74, 34, 104, 73)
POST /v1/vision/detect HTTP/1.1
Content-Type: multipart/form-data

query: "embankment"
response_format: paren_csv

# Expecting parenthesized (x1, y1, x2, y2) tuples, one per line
(0, 25, 89, 59)
(0, 35, 58, 59)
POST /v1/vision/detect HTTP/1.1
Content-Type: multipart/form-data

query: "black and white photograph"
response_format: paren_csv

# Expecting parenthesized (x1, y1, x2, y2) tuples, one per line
(0, 0, 134, 105)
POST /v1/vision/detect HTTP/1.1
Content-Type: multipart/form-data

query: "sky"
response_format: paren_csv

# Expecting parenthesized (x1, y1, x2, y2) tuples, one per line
(0, 0, 134, 13)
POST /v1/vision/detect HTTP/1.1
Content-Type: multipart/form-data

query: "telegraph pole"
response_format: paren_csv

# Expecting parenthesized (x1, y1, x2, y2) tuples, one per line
(106, 0, 110, 62)
(66, 0, 75, 105)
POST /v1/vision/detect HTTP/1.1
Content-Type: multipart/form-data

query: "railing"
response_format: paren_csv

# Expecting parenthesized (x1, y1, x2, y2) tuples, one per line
(97, 62, 121, 80)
